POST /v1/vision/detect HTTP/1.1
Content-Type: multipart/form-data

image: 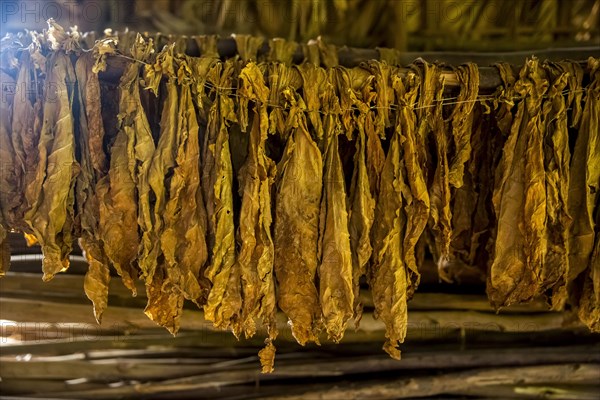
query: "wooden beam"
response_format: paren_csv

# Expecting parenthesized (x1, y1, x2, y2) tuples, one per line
(1, 272, 551, 313)
(0, 295, 576, 342)
(274, 364, 600, 400)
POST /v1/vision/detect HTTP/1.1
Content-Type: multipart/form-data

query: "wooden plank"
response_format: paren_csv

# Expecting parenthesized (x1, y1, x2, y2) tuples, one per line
(2, 272, 552, 313)
(450, 383, 600, 399)
(0, 295, 576, 344)
(2, 344, 597, 382)
(0, 359, 217, 381)
(16, 363, 600, 399)
(274, 364, 600, 400)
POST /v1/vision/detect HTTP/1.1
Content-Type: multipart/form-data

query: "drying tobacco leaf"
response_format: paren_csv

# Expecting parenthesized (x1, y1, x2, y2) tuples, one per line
(274, 97, 323, 345)
(258, 340, 277, 374)
(0, 68, 16, 220)
(395, 72, 430, 300)
(159, 55, 210, 330)
(232, 34, 264, 62)
(139, 46, 187, 334)
(235, 62, 279, 371)
(24, 50, 78, 281)
(0, 67, 13, 274)
(410, 62, 447, 267)
(303, 37, 338, 68)
(0, 69, 15, 264)
(364, 106, 386, 198)
(539, 61, 582, 309)
(75, 52, 111, 322)
(296, 63, 327, 143)
(202, 60, 242, 335)
(267, 63, 303, 139)
(333, 66, 369, 138)
(568, 58, 600, 284)
(488, 59, 549, 307)
(98, 35, 155, 297)
(570, 58, 600, 331)
(318, 112, 354, 343)
(194, 35, 219, 58)
(363, 61, 394, 138)
(10, 48, 45, 232)
(577, 250, 600, 332)
(447, 103, 501, 283)
(142, 46, 210, 334)
(370, 72, 422, 359)
(341, 74, 377, 324)
(447, 63, 479, 189)
(418, 62, 452, 276)
(268, 38, 298, 64)
(348, 118, 375, 323)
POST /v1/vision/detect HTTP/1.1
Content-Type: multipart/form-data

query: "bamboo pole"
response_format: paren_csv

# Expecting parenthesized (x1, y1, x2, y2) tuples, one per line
(98, 43, 599, 90)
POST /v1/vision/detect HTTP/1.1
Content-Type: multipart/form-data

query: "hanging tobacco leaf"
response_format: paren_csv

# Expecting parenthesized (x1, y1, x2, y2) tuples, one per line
(23, 50, 79, 281)
(370, 71, 423, 359)
(202, 60, 242, 335)
(157, 55, 211, 332)
(488, 59, 549, 307)
(570, 58, 600, 331)
(8, 48, 44, 232)
(235, 62, 279, 371)
(318, 113, 354, 342)
(75, 52, 111, 322)
(274, 102, 323, 346)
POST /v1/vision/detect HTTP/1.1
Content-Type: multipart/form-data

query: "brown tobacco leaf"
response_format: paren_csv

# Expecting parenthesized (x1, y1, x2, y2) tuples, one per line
(144, 268, 184, 334)
(447, 63, 479, 189)
(394, 73, 430, 300)
(9, 49, 44, 232)
(194, 35, 219, 58)
(267, 63, 303, 139)
(160, 56, 210, 323)
(576, 209, 600, 332)
(568, 58, 600, 285)
(447, 103, 502, 283)
(236, 63, 278, 342)
(98, 36, 155, 297)
(370, 73, 423, 359)
(363, 61, 394, 136)
(309, 64, 354, 341)
(319, 130, 354, 342)
(570, 58, 600, 331)
(488, 59, 549, 308)
(296, 64, 328, 142)
(96, 128, 139, 297)
(232, 34, 264, 62)
(202, 60, 242, 335)
(141, 47, 210, 334)
(75, 52, 111, 322)
(0, 69, 15, 274)
(274, 114, 323, 346)
(418, 63, 452, 276)
(24, 51, 78, 281)
(370, 111, 407, 360)
(258, 340, 277, 373)
(268, 38, 298, 64)
(540, 61, 583, 309)
(141, 51, 183, 334)
(348, 116, 375, 324)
